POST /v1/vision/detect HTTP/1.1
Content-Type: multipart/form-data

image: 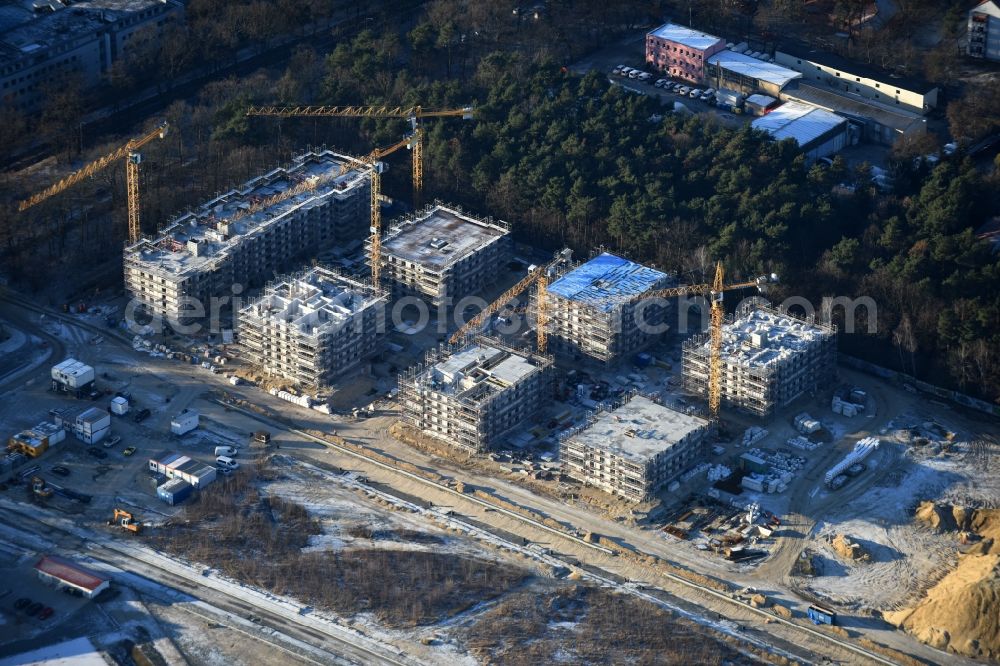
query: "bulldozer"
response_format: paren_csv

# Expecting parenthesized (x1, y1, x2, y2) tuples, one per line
(108, 508, 142, 534)
(30, 476, 53, 499)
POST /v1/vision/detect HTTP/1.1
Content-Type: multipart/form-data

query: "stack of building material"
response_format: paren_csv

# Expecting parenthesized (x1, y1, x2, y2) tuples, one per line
(742, 426, 769, 447)
(824, 437, 880, 485)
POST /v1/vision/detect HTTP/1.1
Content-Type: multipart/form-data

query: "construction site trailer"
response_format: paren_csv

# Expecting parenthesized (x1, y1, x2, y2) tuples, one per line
(51, 359, 96, 389)
(74, 408, 111, 444)
(808, 605, 836, 625)
(110, 396, 130, 416)
(157, 477, 193, 505)
(34, 555, 109, 599)
(170, 409, 199, 436)
(149, 452, 217, 488)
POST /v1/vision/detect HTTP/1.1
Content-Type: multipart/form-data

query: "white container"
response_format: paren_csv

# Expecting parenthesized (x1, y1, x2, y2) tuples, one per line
(110, 396, 130, 415)
(51, 359, 95, 389)
(170, 409, 199, 436)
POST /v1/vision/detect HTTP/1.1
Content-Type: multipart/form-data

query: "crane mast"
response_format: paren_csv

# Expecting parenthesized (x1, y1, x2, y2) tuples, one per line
(18, 122, 167, 244)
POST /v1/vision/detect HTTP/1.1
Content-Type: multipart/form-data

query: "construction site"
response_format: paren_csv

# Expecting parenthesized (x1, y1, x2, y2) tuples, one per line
(375, 203, 512, 307)
(124, 150, 372, 323)
(682, 306, 838, 419)
(398, 339, 554, 453)
(238, 267, 386, 389)
(541, 252, 675, 364)
(560, 394, 711, 502)
(1, 83, 997, 665)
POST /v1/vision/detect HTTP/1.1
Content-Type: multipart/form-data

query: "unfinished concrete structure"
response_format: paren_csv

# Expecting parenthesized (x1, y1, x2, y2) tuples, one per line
(398, 339, 553, 453)
(682, 307, 837, 418)
(377, 204, 511, 306)
(561, 395, 710, 502)
(124, 151, 371, 324)
(238, 267, 386, 388)
(543, 253, 674, 364)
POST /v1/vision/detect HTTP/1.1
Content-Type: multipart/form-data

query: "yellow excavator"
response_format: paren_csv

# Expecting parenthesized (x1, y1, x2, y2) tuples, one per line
(108, 508, 142, 534)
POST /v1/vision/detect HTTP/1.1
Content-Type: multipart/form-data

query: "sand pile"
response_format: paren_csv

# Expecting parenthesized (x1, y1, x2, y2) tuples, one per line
(885, 503, 1000, 659)
(830, 534, 871, 562)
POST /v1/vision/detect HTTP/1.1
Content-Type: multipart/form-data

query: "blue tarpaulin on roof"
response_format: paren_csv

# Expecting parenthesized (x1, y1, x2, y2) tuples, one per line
(546, 253, 669, 312)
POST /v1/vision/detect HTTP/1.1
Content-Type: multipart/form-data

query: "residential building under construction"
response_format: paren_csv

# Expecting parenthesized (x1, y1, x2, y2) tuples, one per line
(542, 252, 675, 364)
(398, 339, 553, 453)
(124, 151, 371, 325)
(682, 307, 837, 418)
(376, 203, 512, 306)
(237, 267, 386, 388)
(560, 395, 710, 502)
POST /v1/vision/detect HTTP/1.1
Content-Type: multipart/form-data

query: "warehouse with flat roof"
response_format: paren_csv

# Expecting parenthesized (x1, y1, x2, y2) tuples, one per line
(707, 49, 802, 96)
(377, 204, 512, 306)
(35, 555, 109, 599)
(561, 395, 710, 501)
(752, 101, 850, 162)
(542, 253, 674, 364)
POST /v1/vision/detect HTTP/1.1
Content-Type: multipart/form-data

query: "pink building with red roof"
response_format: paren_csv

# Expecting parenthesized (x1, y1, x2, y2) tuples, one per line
(35, 555, 109, 599)
(645, 22, 726, 84)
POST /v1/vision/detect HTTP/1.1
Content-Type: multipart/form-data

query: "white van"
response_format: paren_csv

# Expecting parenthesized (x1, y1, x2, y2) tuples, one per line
(215, 455, 239, 470)
(214, 446, 238, 457)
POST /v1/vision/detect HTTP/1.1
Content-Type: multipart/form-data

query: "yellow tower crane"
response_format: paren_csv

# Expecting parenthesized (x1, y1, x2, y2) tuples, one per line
(448, 249, 574, 348)
(245, 105, 473, 207)
(451, 257, 775, 422)
(18, 122, 168, 244)
(619, 262, 775, 421)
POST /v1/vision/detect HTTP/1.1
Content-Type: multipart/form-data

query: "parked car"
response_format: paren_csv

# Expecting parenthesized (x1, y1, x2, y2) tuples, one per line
(87, 448, 108, 459)
(638, 72, 652, 82)
(133, 408, 150, 423)
(14, 597, 30, 610)
(103, 435, 121, 448)
(689, 88, 702, 98)
(655, 78, 667, 87)
(38, 607, 54, 620)
(612, 65, 623, 75)
(123, 446, 137, 457)
(26, 602, 43, 616)
(50, 466, 70, 477)
(700, 91, 715, 101)
(628, 70, 641, 79)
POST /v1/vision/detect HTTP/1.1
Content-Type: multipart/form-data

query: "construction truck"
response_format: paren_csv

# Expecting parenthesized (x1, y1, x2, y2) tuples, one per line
(30, 476, 53, 499)
(108, 508, 142, 534)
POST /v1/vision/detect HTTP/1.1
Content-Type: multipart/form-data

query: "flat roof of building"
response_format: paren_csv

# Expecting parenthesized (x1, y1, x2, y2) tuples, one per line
(777, 42, 936, 94)
(781, 81, 926, 135)
(241, 267, 384, 337)
(691, 308, 835, 370)
(752, 101, 846, 146)
(124, 151, 369, 279)
(415, 341, 550, 404)
(569, 396, 708, 463)
(648, 22, 723, 51)
(1, 0, 175, 61)
(380, 205, 508, 272)
(546, 253, 671, 313)
(708, 49, 802, 89)
(35, 555, 108, 592)
(746, 94, 777, 107)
